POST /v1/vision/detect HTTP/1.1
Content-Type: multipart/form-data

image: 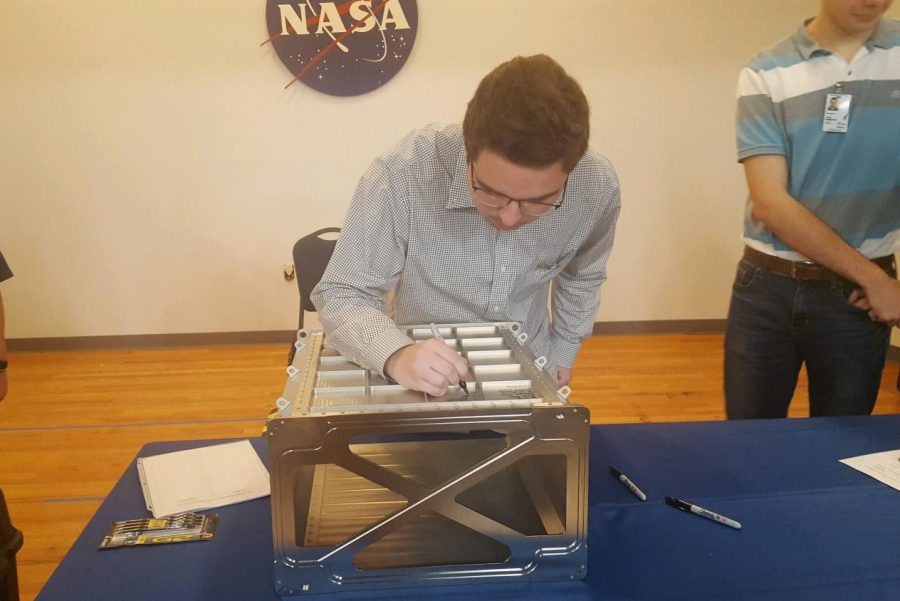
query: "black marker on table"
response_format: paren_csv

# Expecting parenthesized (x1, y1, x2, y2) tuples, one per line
(665, 496, 742, 530)
(609, 465, 647, 501)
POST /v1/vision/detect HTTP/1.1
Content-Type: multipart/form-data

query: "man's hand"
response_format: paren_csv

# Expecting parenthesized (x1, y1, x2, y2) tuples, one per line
(556, 366, 572, 387)
(848, 271, 900, 326)
(384, 339, 469, 396)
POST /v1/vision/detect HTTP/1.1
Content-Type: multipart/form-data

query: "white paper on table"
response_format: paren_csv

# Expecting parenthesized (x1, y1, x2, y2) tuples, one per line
(839, 449, 900, 492)
(137, 440, 271, 518)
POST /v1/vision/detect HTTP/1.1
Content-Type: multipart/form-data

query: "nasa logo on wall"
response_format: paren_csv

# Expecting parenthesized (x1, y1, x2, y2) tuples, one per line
(265, 0, 418, 96)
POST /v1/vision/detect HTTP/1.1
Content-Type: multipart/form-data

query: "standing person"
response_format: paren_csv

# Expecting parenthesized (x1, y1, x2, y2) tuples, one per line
(0, 250, 12, 401)
(312, 54, 621, 397)
(725, 1, 900, 418)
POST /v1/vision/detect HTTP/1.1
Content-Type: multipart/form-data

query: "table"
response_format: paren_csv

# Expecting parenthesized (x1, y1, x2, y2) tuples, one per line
(37, 415, 900, 600)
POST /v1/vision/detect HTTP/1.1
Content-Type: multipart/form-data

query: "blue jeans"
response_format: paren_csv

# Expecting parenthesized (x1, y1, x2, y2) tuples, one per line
(724, 258, 893, 419)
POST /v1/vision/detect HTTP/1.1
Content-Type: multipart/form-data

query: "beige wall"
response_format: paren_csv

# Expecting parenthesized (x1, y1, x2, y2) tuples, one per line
(1, 1, 896, 339)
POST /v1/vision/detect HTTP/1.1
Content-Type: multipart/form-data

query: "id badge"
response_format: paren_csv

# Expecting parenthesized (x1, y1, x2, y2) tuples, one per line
(822, 93, 851, 133)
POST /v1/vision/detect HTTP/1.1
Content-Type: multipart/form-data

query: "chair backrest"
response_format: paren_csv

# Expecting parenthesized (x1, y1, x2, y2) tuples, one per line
(0, 487, 23, 601)
(292, 227, 340, 328)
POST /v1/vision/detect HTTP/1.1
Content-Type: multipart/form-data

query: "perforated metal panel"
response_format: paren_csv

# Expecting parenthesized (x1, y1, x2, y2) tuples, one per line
(267, 323, 589, 596)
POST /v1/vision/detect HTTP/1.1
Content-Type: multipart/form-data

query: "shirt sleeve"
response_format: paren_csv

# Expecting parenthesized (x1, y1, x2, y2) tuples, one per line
(735, 66, 787, 162)
(310, 157, 415, 376)
(0, 251, 12, 283)
(548, 162, 621, 369)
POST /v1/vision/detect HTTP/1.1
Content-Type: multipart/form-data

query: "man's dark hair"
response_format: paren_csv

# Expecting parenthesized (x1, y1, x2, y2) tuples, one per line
(463, 54, 590, 172)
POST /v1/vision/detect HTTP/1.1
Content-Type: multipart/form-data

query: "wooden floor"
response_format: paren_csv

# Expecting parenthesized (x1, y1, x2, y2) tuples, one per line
(1, 334, 898, 600)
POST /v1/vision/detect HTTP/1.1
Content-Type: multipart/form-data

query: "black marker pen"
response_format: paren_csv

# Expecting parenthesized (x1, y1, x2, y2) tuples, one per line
(665, 496, 741, 530)
(609, 465, 647, 501)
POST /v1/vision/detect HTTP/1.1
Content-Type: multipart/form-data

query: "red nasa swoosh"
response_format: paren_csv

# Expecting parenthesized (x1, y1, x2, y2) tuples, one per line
(262, 0, 391, 88)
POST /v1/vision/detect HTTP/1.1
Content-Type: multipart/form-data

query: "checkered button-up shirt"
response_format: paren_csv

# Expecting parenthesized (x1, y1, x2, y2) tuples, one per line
(312, 123, 620, 377)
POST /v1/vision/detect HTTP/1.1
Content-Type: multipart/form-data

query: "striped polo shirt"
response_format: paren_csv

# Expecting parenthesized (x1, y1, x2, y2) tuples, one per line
(735, 18, 900, 261)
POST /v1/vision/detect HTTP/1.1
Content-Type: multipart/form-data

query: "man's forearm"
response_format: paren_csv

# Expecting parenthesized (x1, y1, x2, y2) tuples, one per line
(752, 190, 888, 288)
(313, 283, 413, 375)
(550, 266, 606, 369)
(745, 155, 889, 289)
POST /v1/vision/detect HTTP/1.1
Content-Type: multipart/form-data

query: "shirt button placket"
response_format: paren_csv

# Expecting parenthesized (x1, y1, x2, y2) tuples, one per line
(489, 236, 510, 317)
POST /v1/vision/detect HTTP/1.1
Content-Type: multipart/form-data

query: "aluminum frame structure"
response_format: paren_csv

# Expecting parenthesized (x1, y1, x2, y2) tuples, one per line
(267, 323, 589, 596)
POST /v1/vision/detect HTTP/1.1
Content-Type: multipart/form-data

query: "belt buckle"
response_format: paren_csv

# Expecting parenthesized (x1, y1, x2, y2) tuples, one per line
(790, 260, 816, 280)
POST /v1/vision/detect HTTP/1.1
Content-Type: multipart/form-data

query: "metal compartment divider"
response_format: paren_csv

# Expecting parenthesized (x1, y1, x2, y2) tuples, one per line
(268, 323, 589, 596)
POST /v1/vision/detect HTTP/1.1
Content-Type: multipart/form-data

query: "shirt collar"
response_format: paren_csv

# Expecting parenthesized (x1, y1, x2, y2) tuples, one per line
(446, 148, 474, 209)
(794, 16, 896, 59)
(793, 18, 827, 60)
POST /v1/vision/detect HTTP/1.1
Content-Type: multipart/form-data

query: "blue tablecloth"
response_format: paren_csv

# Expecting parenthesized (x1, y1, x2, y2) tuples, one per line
(37, 415, 900, 600)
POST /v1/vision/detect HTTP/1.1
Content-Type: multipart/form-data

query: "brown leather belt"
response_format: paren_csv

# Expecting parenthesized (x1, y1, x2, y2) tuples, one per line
(742, 246, 895, 282)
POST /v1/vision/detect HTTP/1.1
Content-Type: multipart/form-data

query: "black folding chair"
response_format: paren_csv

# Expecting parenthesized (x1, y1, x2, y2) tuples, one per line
(288, 227, 340, 363)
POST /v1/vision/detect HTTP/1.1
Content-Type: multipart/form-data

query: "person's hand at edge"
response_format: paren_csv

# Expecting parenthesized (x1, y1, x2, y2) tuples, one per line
(848, 270, 900, 327)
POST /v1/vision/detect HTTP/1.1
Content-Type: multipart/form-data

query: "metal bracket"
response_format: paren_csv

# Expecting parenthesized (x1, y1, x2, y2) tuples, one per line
(275, 397, 292, 417)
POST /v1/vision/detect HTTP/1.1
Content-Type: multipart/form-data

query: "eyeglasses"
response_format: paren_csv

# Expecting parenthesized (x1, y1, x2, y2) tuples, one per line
(469, 163, 567, 216)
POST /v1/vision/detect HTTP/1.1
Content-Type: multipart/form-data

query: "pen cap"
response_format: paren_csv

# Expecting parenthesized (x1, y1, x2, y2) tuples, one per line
(665, 497, 691, 511)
